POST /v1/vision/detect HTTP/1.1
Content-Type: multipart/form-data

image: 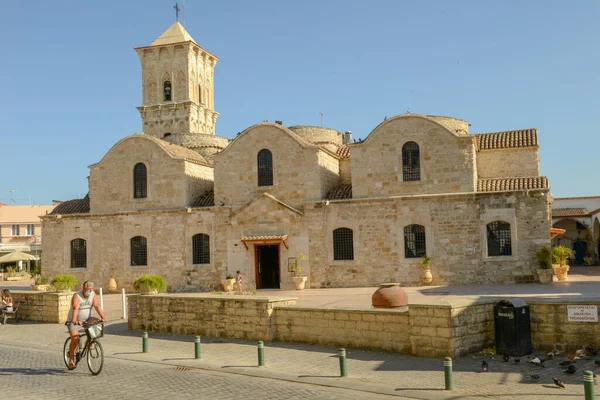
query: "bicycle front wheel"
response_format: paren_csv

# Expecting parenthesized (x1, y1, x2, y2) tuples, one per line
(86, 339, 104, 375)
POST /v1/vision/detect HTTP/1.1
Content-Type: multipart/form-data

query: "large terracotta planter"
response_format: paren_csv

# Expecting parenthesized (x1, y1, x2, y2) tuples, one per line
(221, 278, 235, 292)
(552, 265, 569, 281)
(292, 276, 307, 290)
(419, 269, 433, 285)
(536, 269, 553, 284)
(372, 283, 408, 311)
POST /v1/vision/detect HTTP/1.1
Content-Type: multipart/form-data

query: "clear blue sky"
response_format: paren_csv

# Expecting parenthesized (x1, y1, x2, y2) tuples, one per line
(1, 0, 598, 205)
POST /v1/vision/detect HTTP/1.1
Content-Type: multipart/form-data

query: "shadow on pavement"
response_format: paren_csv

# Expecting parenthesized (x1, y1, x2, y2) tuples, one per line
(0, 368, 66, 376)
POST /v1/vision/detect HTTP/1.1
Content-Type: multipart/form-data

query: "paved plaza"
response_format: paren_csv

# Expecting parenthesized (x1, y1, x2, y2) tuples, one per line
(1, 268, 599, 399)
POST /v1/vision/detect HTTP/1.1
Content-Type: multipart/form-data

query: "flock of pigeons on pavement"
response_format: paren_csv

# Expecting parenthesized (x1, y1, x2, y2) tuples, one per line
(479, 347, 599, 389)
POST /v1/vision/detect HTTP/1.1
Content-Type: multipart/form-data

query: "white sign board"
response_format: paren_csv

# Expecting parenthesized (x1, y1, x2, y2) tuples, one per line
(567, 305, 598, 322)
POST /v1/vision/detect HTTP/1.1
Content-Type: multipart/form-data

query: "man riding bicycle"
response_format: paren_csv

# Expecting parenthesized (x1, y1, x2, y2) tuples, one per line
(66, 280, 106, 370)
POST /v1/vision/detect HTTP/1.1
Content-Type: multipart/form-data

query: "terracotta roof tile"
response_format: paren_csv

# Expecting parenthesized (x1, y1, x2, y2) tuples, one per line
(475, 129, 538, 150)
(477, 177, 548, 192)
(337, 145, 350, 159)
(192, 190, 214, 207)
(551, 208, 589, 217)
(326, 184, 352, 200)
(50, 194, 90, 215)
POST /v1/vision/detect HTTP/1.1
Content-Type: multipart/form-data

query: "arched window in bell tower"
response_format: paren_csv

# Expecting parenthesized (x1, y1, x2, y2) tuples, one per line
(163, 81, 172, 101)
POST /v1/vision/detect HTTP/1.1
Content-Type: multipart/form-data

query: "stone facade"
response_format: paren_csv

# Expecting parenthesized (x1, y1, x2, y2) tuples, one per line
(41, 21, 552, 292)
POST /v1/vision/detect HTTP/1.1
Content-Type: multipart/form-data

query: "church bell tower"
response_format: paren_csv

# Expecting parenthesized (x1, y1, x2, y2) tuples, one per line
(135, 21, 219, 145)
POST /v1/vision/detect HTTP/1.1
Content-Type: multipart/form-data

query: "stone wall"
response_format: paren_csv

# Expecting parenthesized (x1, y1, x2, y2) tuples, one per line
(213, 123, 340, 211)
(89, 135, 213, 214)
(11, 292, 72, 323)
(128, 295, 297, 340)
(529, 301, 600, 352)
(351, 115, 477, 198)
(476, 148, 540, 178)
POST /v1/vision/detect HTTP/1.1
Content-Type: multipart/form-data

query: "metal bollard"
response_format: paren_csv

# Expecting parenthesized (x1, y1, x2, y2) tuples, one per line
(257, 341, 265, 367)
(584, 370, 595, 400)
(339, 348, 347, 377)
(194, 336, 201, 359)
(122, 288, 127, 319)
(444, 357, 453, 390)
(142, 331, 148, 353)
(99, 288, 104, 311)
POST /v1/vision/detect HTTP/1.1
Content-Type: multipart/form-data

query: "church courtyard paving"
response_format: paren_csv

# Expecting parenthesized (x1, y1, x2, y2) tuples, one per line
(1, 268, 599, 399)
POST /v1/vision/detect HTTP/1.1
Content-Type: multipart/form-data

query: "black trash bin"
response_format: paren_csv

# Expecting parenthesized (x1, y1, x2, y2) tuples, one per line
(494, 299, 532, 357)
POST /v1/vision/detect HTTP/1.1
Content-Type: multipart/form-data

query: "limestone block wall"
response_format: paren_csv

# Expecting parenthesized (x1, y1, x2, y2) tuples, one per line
(305, 190, 549, 288)
(351, 116, 476, 198)
(128, 295, 297, 340)
(185, 162, 215, 206)
(89, 136, 206, 214)
(287, 126, 343, 152)
(339, 158, 351, 184)
(529, 301, 600, 352)
(317, 151, 341, 199)
(42, 208, 221, 293)
(476, 148, 540, 178)
(213, 124, 339, 210)
(12, 292, 72, 323)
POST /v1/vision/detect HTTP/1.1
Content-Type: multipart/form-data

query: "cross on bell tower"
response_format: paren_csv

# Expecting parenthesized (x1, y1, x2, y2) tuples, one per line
(174, 3, 180, 21)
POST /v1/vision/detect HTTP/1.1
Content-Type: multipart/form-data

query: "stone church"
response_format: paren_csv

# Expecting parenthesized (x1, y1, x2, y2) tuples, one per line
(42, 21, 552, 291)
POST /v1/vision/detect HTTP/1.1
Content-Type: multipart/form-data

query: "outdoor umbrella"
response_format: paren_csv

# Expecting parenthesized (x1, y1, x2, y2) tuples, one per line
(0, 251, 37, 264)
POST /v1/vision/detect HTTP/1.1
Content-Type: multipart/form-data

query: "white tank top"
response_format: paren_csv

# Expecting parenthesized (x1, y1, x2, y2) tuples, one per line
(67, 291, 94, 322)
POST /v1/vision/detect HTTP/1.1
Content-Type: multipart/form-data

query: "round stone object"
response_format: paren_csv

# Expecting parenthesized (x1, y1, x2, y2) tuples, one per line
(372, 283, 409, 310)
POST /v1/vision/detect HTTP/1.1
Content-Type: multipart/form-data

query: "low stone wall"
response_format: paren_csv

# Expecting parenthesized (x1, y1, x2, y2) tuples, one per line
(12, 291, 72, 323)
(529, 301, 600, 352)
(127, 295, 297, 340)
(126, 295, 600, 357)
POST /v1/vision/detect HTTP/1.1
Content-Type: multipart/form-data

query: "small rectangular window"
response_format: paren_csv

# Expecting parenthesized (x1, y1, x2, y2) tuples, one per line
(11, 225, 20, 236)
(26, 224, 35, 236)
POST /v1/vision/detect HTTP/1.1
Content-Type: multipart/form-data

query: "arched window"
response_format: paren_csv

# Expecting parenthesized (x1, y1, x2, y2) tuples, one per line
(257, 149, 273, 186)
(487, 221, 512, 256)
(402, 141, 420, 181)
(163, 81, 172, 101)
(404, 224, 426, 258)
(71, 238, 87, 268)
(192, 233, 210, 264)
(133, 163, 147, 199)
(333, 228, 354, 260)
(131, 236, 148, 266)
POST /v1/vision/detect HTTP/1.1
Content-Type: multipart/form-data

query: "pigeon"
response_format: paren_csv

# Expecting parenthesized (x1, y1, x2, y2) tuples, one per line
(546, 351, 555, 359)
(528, 357, 545, 367)
(559, 360, 575, 366)
(513, 358, 520, 365)
(481, 360, 489, 372)
(503, 352, 510, 362)
(564, 364, 577, 374)
(595, 358, 600, 368)
(553, 377, 566, 389)
(575, 349, 586, 357)
(528, 374, 540, 382)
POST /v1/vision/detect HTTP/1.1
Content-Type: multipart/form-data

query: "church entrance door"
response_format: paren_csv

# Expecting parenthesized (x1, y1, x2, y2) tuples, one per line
(255, 245, 280, 289)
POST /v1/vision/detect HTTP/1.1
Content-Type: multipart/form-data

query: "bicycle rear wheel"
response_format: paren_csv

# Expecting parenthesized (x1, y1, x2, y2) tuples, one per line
(86, 339, 104, 375)
(63, 337, 81, 369)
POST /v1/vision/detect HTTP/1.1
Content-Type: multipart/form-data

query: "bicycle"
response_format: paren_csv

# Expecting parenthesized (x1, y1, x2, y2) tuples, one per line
(63, 318, 105, 375)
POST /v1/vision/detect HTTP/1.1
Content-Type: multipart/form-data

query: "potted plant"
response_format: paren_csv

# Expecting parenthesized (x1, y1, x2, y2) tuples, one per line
(290, 254, 307, 290)
(552, 245, 572, 281)
(419, 255, 433, 285)
(51, 274, 78, 292)
(534, 246, 553, 284)
(107, 268, 118, 293)
(133, 274, 167, 295)
(221, 274, 236, 292)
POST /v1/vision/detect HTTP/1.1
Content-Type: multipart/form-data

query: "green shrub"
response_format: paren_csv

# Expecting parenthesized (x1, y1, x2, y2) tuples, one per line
(51, 274, 78, 291)
(552, 245, 572, 267)
(133, 274, 167, 293)
(535, 246, 552, 269)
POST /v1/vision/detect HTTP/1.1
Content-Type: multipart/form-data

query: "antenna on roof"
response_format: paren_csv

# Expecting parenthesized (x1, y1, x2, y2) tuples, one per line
(320, 110, 323, 127)
(182, 0, 186, 27)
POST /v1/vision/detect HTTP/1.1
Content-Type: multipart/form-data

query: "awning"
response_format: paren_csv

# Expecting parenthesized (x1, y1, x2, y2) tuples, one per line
(550, 228, 566, 240)
(241, 234, 288, 250)
(0, 244, 31, 253)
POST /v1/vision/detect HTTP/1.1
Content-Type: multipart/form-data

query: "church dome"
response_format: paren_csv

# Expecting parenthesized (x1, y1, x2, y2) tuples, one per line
(287, 126, 343, 152)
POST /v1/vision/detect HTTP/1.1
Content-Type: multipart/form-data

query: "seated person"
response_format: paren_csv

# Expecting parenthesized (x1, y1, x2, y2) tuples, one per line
(1, 289, 14, 312)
